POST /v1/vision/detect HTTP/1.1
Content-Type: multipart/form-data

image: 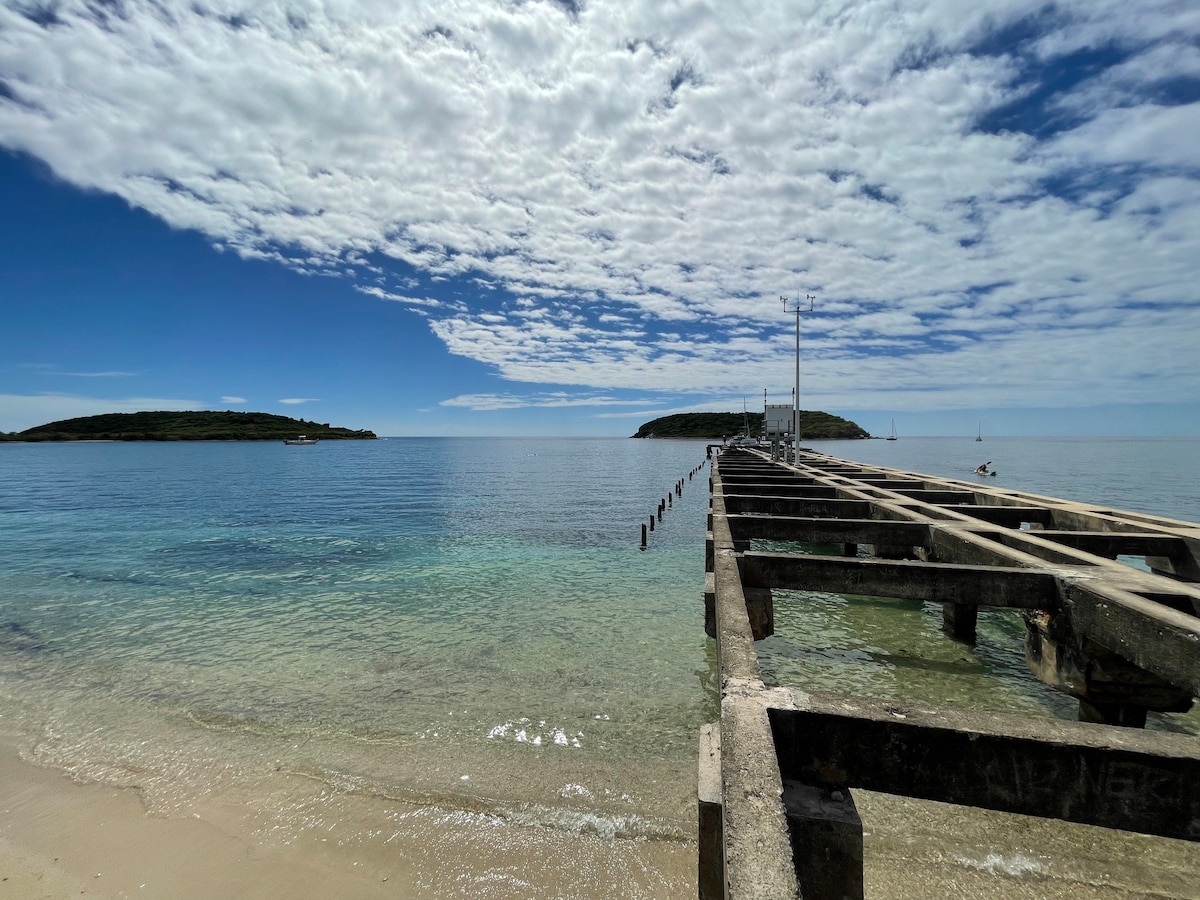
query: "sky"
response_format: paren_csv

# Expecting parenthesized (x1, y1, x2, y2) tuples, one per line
(1, 0, 1198, 438)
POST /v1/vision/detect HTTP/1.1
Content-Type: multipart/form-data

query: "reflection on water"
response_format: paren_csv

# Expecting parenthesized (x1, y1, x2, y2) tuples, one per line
(1, 435, 1198, 885)
(0, 438, 717, 845)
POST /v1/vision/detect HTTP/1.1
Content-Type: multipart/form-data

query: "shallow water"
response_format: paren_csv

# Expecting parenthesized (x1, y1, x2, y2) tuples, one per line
(0, 434, 1196, 866)
(0, 437, 715, 842)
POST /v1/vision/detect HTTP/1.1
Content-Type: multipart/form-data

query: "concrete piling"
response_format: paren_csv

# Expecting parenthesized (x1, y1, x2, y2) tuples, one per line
(701, 445, 1200, 899)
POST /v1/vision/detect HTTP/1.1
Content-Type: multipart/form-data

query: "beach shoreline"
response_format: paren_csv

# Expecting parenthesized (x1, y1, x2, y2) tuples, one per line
(0, 727, 697, 899)
(5, 716, 1200, 900)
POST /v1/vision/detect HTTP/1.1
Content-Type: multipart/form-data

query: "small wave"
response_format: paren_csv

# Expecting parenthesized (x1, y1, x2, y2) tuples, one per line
(954, 853, 1043, 876)
(558, 783, 594, 800)
(502, 803, 683, 841)
(486, 718, 583, 748)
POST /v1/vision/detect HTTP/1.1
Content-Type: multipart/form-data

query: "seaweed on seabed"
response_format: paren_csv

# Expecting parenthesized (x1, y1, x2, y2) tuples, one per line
(0, 621, 51, 653)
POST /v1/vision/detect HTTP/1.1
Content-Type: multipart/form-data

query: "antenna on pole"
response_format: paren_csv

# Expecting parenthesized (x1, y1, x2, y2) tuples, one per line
(782, 292, 816, 464)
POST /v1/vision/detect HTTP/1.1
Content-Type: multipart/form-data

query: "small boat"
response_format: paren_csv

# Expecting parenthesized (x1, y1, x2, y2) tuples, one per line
(728, 399, 761, 446)
(284, 435, 319, 445)
(976, 422, 983, 442)
(886, 419, 898, 441)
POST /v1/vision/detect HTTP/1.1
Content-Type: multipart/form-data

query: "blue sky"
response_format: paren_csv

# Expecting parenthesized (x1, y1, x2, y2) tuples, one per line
(2, 0, 1197, 437)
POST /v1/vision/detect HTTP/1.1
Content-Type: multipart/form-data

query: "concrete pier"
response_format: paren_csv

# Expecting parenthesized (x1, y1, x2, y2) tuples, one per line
(700, 447, 1200, 899)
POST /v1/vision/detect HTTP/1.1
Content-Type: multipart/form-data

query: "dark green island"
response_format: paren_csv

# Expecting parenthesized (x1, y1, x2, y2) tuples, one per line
(631, 411, 868, 440)
(0, 411, 377, 442)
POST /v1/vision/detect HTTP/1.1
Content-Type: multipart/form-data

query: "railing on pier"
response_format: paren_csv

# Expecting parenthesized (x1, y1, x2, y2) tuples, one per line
(699, 447, 1200, 900)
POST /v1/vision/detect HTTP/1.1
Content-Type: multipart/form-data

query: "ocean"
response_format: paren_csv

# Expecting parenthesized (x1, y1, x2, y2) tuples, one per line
(0, 435, 1197, 896)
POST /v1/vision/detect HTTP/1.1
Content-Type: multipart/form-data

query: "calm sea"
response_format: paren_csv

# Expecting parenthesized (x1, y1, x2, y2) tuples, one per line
(0, 435, 1197, 861)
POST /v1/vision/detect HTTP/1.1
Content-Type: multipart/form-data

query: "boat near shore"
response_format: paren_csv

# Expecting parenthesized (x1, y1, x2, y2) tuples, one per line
(283, 435, 318, 445)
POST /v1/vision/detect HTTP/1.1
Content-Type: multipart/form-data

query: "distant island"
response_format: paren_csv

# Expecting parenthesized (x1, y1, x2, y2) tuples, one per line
(0, 411, 378, 442)
(631, 411, 869, 440)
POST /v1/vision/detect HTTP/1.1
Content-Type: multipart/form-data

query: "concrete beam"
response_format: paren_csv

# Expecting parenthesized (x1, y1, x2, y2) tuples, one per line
(939, 505, 1055, 528)
(739, 552, 1061, 610)
(1058, 580, 1200, 695)
(1035, 531, 1188, 558)
(884, 489, 980, 505)
(720, 495, 872, 518)
(769, 691, 1200, 842)
(721, 691, 798, 899)
(723, 514, 929, 547)
(716, 482, 839, 498)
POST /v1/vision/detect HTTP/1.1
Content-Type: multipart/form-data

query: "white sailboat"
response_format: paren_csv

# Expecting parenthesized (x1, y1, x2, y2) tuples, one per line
(886, 419, 898, 441)
(729, 399, 759, 446)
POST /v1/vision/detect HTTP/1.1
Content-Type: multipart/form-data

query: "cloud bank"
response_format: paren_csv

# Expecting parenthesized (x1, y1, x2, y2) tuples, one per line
(2, 0, 1197, 410)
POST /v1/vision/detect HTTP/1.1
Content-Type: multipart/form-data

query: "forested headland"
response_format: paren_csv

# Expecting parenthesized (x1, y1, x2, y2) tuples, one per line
(0, 411, 377, 442)
(631, 411, 868, 440)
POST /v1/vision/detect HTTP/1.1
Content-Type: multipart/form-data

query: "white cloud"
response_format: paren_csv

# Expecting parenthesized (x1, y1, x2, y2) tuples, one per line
(221, 395, 247, 404)
(441, 392, 660, 411)
(1, 0, 1197, 414)
(279, 397, 320, 405)
(52, 371, 138, 378)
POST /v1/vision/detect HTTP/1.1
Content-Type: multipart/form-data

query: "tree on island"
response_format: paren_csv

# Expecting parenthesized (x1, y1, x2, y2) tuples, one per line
(1, 411, 377, 442)
(631, 411, 868, 440)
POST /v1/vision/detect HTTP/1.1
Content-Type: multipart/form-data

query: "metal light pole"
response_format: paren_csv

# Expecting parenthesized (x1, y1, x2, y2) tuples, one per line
(782, 293, 815, 464)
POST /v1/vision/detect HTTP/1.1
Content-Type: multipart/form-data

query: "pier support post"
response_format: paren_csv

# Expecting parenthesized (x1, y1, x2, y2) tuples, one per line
(942, 602, 979, 643)
(744, 587, 774, 641)
(698, 724, 723, 900)
(704, 575, 773, 640)
(1024, 611, 1194, 727)
(782, 781, 864, 900)
(1078, 699, 1148, 729)
(864, 542, 914, 560)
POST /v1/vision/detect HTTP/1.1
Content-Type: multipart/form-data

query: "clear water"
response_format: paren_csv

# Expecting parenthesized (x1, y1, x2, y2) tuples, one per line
(762, 436, 1200, 736)
(0, 435, 1196, 850)
(0, 438, 715, 837)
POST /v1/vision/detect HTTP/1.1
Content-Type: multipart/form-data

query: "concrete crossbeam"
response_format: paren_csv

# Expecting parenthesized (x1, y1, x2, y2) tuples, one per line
(739, 552, 1060, 610)
(701, 447, 1200, 900)
(768, 691, 1200, 842)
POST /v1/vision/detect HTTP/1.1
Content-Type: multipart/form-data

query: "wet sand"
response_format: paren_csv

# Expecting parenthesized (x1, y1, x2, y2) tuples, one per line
(0, 735, 696, 899)
(3, 732, 1198, 899)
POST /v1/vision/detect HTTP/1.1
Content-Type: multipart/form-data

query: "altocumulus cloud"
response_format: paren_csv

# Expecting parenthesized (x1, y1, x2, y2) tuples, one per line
(1, 0, 1197, 410)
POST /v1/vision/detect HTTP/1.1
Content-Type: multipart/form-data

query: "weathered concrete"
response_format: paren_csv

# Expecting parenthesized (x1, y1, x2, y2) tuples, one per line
(739, 551, 1062, 609)
(697, 724, 723, 900)
(769, 691, 1200, 842)
(700, 446, 1200, 899)
(713, 447, 1200, 711)
(781, 780, 864, 900)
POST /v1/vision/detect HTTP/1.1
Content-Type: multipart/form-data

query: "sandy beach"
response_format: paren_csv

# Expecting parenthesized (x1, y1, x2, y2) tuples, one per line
(0, 730, 696, 900)
(5, 727, 1200, 900)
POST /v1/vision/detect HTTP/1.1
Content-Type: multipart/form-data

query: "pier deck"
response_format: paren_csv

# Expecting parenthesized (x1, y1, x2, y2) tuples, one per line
(700, 448, 1200, 899)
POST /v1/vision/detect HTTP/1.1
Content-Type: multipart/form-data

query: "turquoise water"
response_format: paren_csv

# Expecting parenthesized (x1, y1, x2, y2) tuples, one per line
(0, 435, 1197, 844)
(0, 438, 715, 835)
